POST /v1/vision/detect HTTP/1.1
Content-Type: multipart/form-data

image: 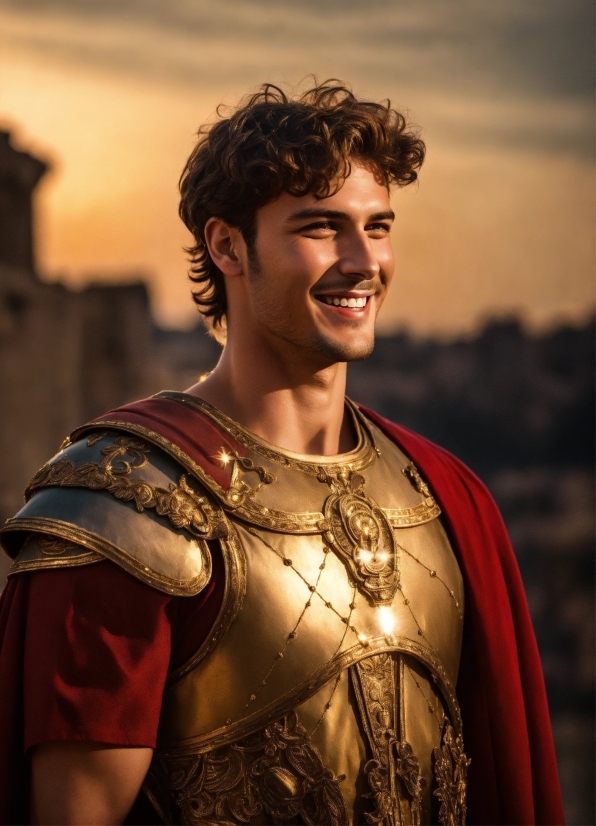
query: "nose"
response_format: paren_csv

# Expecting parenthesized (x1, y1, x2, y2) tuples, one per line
(337, 231, 381, 280)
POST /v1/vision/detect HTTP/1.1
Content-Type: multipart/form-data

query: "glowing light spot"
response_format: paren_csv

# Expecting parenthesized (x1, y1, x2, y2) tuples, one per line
(358, 549, 373, 564)
(377, 552, 390, 563)
(378, 606, 395, 636)
(218, 449, 232, 466)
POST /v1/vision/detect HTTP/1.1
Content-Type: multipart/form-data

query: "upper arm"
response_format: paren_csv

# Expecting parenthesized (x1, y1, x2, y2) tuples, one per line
(30, 741, 153, 826)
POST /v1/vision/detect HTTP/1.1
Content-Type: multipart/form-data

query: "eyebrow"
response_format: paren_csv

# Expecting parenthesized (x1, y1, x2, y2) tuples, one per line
(285, 208, 395, 223)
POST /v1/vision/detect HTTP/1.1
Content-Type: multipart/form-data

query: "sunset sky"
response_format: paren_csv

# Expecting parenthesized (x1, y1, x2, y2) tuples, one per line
(0, 0, 593, 334)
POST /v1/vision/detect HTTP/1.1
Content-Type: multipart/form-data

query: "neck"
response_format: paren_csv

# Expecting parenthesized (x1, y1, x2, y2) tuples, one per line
(185, 329, 354, 456)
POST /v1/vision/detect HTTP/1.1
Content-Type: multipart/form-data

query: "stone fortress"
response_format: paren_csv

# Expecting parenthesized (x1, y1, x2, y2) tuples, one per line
(0, 129, 217, 540)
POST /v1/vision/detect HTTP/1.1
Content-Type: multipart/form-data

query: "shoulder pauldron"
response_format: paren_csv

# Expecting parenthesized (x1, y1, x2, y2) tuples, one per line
(0, 430, 228, 595)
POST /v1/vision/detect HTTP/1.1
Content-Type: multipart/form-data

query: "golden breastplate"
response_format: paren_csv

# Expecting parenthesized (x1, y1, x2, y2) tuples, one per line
(146, 398, 468, 826)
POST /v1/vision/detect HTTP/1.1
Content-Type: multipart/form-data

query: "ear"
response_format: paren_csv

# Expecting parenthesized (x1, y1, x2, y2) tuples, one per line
(204, 218, 247, 277)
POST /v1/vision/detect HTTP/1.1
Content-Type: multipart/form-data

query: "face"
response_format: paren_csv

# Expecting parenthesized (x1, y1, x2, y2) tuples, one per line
(232, 162, 394, 365)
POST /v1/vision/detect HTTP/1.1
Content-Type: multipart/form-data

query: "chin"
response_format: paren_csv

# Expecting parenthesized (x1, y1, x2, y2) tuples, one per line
(312, 330, 376, 363)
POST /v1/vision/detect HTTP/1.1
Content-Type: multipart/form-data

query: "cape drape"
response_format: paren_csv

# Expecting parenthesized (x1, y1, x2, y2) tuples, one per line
(0, 396, 564, 825)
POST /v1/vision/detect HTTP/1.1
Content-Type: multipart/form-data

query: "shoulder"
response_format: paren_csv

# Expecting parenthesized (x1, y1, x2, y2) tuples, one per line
(1, 419, 226, 596)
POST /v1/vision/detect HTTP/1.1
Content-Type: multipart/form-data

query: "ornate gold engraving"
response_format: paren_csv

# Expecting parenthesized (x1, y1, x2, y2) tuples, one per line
(432, 720, 470, 826)
(25, 435, 227, 540)
(352, 654, 424, 825)
(146, 712, 347, 825)
(37, 534, 83, 556)
(217, 450, 276, 509)
(7, 529, 102, 575)
(402, 465, 432, 500)
(68, 419, 441, 535)
(320, 469, 399, 606)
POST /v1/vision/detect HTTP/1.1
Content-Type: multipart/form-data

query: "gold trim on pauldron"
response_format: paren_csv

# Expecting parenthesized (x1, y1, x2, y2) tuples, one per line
(168, 523, 247, 681)
(25, 434, 228, 541)
(8, 530, 103, 574)
(3, 516, 213, 596)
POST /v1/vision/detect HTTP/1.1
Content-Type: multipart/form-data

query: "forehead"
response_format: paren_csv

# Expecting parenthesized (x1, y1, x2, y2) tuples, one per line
(257, 163, 391, 224)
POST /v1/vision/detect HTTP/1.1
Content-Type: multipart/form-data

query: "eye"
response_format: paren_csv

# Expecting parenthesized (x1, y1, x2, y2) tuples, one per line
(366, 222, 391, 235)
(299, 221, 336, 235)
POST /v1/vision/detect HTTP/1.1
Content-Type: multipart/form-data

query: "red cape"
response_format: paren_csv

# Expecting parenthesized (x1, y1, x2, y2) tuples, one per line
(0, 396, 564, 825)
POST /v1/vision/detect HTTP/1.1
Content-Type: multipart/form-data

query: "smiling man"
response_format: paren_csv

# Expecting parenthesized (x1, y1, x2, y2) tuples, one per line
(0, 82, 564, 825)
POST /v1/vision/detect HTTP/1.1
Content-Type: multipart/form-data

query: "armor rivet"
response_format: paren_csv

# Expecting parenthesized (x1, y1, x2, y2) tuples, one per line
(249, 695, 256, 702)
(404, 598, 410, 605)
(226, 718, 232, 725)
(350, 602, 356, 610)
(418, 629, 423, 635)
(283, 558, 293, 566)
(309, 585, 316, 592)
(430, 570, 436, 577)
(288, 631, 297, 639)
(276, 652, 284, 659)
(261, 680, 267, 686)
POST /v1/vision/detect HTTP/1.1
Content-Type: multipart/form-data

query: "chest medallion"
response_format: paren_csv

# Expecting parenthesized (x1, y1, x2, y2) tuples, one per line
(318, 468, 399, 607)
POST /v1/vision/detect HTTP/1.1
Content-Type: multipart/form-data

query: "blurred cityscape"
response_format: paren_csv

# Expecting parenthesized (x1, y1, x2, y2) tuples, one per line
(1, 130, 594, 823)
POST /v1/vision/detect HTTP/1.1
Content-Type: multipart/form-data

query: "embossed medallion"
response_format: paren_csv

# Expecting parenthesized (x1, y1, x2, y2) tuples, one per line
(320, 468, 399, 606)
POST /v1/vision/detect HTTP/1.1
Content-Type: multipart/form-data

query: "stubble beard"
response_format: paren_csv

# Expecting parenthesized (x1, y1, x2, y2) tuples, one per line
(246, 251, 376, 365)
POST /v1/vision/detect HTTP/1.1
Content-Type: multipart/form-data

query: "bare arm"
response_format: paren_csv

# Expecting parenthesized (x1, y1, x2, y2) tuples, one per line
(30, 742, 153, 826)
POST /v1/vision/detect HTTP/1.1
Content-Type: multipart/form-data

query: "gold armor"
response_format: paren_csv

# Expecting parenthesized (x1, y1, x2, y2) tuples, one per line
(1, 392, 468, 825)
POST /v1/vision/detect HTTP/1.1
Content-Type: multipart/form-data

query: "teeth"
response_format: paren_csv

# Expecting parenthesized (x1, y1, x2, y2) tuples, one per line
(323, 296, 368, 308)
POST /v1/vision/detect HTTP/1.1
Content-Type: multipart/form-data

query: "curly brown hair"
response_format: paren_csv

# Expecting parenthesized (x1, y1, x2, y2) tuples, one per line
(179, 80, 425, 333)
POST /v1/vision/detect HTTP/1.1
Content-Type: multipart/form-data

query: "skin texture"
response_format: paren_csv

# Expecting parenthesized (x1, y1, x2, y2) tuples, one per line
(187, 162, 395, 455)
(30, 162, 396, 825)
(30, 742, 153, 825)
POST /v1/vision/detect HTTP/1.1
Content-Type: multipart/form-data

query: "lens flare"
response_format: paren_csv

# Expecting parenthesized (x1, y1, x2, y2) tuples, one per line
(378, 606, 395, 636)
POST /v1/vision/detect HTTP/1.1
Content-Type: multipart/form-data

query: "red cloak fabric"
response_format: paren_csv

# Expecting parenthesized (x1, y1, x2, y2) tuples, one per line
(0, 396, 564, 825)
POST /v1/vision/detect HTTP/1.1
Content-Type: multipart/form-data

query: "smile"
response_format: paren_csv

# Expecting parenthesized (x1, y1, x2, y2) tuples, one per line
(321, 296, 368, 309)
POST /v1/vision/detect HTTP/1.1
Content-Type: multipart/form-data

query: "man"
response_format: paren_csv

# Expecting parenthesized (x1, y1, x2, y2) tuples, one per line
(0, 81, 563, 825)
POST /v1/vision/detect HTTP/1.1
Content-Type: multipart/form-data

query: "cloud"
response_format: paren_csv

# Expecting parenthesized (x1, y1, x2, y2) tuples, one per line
(0, 0, 593, 154)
